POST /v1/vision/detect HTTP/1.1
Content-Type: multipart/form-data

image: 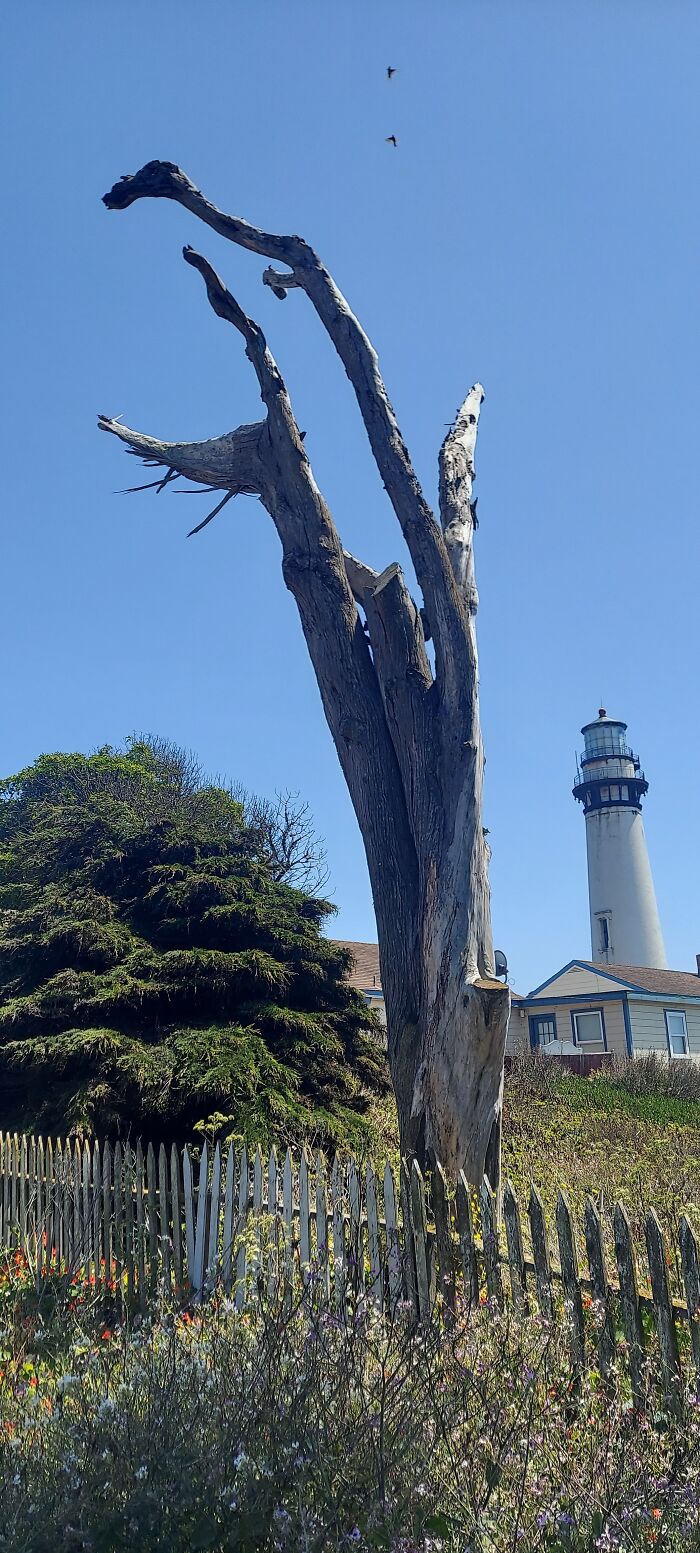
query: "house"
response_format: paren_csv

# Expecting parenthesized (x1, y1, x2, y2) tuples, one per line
(335, 941, 700, 1061)
(507, 960, 700, 1060)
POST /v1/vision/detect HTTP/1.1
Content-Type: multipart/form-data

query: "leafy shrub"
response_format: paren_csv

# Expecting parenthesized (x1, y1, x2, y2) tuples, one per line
(0, 1287, 699, 1550)
(607, 1051, 700, 1103)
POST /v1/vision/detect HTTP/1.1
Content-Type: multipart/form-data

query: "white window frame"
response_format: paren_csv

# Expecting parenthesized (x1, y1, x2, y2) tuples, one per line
(664, 1008, 689, 1058)
(572, 1008, 606, 1051)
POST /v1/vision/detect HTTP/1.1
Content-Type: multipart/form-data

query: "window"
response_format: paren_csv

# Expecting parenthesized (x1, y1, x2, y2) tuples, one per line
(610, 785, 620, 800)
(621, 785, 629, 801)
(665, 1009, 689, 1057)
(600, 786, 610, 802)
(530, 1014, 557, 1049)
(573, 1010, 605, 1050)
(597, 916, 610, 953)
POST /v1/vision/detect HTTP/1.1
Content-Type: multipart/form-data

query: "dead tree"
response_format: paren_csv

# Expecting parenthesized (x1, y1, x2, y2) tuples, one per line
(99, 161, 510, 1187)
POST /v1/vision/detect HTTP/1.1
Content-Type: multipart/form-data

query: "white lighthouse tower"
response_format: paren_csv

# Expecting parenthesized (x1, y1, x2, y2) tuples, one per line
(573, 709, 667, 968)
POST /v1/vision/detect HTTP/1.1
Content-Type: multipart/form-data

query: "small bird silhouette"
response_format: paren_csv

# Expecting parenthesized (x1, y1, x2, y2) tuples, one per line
(385, 135, 398, 147)
(387, 66, 396, 79)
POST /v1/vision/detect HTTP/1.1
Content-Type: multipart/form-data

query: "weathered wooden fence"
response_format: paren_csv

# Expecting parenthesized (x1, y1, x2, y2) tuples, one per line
(2, 1131, 700, 1403)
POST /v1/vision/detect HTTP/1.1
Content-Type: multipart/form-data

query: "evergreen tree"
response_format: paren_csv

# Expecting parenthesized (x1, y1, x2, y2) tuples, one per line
(0, 741, 385, 1145)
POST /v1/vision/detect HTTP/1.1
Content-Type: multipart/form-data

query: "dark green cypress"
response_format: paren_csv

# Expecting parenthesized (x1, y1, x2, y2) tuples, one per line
(0, 742, 386, 1146)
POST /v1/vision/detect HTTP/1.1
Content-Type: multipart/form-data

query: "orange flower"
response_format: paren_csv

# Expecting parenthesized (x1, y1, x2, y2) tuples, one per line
(101, 1330, 112, 1342)
(651, 1509, 661, 1520)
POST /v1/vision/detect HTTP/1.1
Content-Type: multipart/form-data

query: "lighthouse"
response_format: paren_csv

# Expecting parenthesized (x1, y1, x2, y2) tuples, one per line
(573, 709, 667, 968)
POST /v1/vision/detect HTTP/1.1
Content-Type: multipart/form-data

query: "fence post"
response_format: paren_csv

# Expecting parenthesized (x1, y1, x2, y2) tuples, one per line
(182, 1146, 195, 1291)
(135, 1143, 147, 1310)
(480, 1178, 503, 1305)
(432, 1163, 456, 1321)
(113, 1142, 124, 1309)
(613, 1202, 646, 1412)
(409, 1161, 431, 1322)
(299, 1149, 312, 1287)
(503, 1181, 527, 1313)
(158, 1144, 171, 1296)
(146, 1144, 158, 1295)
(331, 1153, 345, 1315)
(222, 1143, 236, 1296)
(400, 1159, 419, 1321)
(645, 1209, 681, 1411)
(679, 1215, 700, 1384)
(170, 1144, 184, 1296)
(583, 1196, 616, 1385)
(315, 1151, 330, 1304)
(266, 1147, 279, 1303)
(456, 1171, 480, 1309)
(528, 1186, 554, 1322)
(383, 1162, 403, 1311)
(207, 1143, 222, 1290)
(555, 1191, 586, 1375)
(236, 1146, 250, 1309)
(348, 1156, 363, 1298)
(365, 1163, 382, 1308)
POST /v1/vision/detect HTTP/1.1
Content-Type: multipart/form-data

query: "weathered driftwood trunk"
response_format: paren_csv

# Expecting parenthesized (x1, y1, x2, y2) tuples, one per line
(99, 161, 510, 1187)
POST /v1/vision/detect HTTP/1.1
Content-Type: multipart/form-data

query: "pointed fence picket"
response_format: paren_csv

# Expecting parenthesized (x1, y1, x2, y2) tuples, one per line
(4, 1127, 700, 1405)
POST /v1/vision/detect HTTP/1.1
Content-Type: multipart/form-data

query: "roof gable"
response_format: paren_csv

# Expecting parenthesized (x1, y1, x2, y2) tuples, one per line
(528, 961, 633, 998)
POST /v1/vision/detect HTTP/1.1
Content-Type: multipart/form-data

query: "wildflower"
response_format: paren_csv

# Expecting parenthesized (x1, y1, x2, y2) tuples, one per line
(56, 1375, 79, 1394)
(101, 1329, 112, 1341)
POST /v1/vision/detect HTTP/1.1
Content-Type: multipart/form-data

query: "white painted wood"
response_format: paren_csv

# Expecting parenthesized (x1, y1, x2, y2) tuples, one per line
(182, 1146, 195, 1288)
(383, 1162, 402, 1306)
(365, 1163, 382, 1306)
(315, 1151, 330, 1301)
(331, 1154, 345, 1312)
(267, 1147, 278, 1301)
(222, 1143, 236, 1294)
(207, 1143, 222, 1287)
(299, 1150, 311, 1284)
(282, 1148, 294, 1293)
(235, 1147, 249, 1309)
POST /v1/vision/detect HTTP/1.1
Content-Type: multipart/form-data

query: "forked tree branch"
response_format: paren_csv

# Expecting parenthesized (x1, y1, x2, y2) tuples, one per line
(99, 225, 423, 1032)
(102, 162, 475, 726)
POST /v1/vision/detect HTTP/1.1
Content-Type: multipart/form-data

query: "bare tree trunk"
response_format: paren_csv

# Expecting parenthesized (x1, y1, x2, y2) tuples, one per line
(99, 161, 510, 1186)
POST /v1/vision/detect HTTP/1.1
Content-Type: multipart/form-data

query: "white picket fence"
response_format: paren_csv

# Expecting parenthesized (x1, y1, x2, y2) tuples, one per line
(3, 1130, 700, 1406)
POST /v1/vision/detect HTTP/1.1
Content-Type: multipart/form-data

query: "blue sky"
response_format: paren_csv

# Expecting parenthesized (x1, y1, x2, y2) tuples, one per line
(2, 2, 698, 992)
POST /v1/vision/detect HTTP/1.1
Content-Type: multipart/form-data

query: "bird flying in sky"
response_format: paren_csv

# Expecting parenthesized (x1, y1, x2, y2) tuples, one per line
(387, 66, 396, 79)
(385, 135, 398, 147)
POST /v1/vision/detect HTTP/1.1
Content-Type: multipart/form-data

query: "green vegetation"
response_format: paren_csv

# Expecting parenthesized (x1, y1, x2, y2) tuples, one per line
(0, 741, 385, 1147)
(502, 1055, 700, 1236)
(0, 1259, 698, 1551)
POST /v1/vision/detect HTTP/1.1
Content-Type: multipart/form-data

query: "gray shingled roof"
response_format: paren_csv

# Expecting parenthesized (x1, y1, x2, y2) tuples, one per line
(584, 961, 700, 998)
(333, 940, 382, 991)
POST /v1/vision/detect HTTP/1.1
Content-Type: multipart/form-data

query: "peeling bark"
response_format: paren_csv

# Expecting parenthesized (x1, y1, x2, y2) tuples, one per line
(99, 161, 509, 1186)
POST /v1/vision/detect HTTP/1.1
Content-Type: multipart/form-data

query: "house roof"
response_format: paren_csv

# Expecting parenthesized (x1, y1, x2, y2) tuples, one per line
(333, 940, 382, 991)
(333, 939, 520, 999)
(583, 961, 700, 998)
(527, 958, 700, 1000)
